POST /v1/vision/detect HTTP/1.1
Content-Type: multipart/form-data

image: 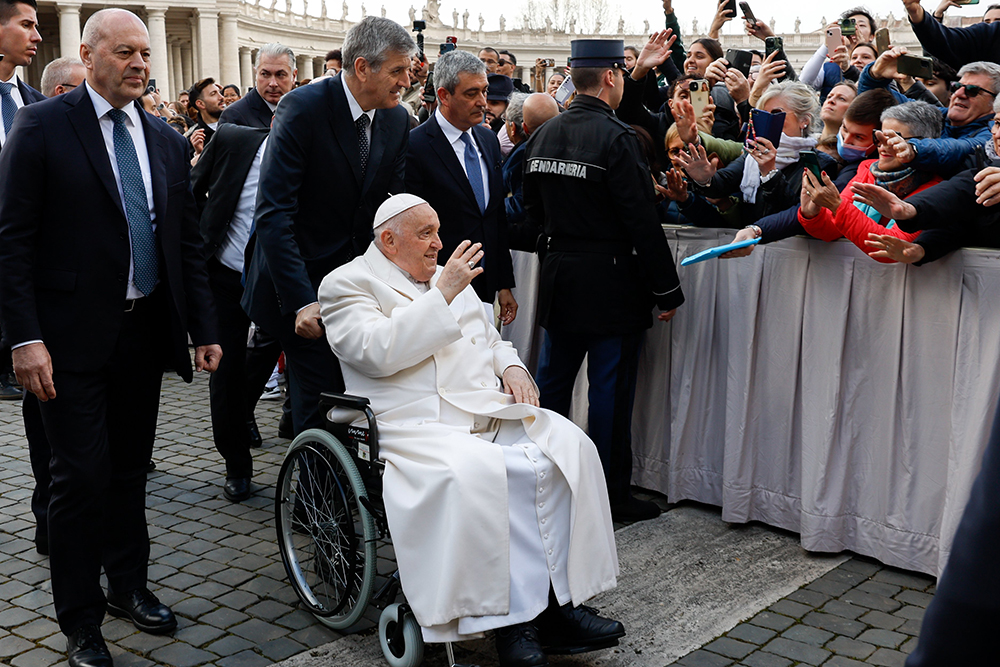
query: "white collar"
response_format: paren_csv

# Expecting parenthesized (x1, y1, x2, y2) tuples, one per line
(341, 75, 375, 125)
(435, 108, 473, 147)
(86, 81, 141, 127)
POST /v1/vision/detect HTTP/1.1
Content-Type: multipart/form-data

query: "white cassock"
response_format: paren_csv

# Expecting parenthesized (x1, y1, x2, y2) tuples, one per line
(318, 244, 619, 642)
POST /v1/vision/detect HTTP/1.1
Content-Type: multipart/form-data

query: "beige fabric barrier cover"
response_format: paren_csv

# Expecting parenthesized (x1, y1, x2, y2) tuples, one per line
(503, 227, 1000, 576)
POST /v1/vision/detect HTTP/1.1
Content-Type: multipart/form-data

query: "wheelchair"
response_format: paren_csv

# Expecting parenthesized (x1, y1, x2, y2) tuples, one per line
(274, 393, 476, 667)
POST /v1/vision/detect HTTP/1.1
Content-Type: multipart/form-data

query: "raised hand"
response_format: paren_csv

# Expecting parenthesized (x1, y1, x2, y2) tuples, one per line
(800, 169, 821, 219)
(851, 181, 918, 220)
(633, 29, 676, 80)
(677, 142, 716, 186)
(871, 46, 908, 81)
(974, 166, 1000, 206)
(724, 67, 750, 104)
(664, 168, 689, 201)
(748, 137, 777, 174)
(436, 240, 484, 304)
(709, 0, 735, 39)
(749, 51, 786, 106)
(673, 98, 700, 145)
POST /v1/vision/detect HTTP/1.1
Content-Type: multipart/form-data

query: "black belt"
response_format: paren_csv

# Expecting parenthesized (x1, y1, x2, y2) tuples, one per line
(547, 238, 634, 255)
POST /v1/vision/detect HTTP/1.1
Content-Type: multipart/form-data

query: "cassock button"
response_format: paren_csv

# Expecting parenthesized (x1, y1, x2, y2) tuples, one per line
(538, 502, 545, 509)
(550, 565, 556, 572)
(472, 337, 477, 344)
(539, 472, 546, 478)
(543, 533, 549, 539)
(539, 487, 545, 493)
(548, 549, 553, 555)
(540, 518, 546, 524)
(481, 381, 487, 387)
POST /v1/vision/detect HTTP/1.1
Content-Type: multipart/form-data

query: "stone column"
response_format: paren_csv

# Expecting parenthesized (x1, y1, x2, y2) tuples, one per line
(313, 56, 324, 78)
(181, 43, 194, 91)
(218, 13, 240, 86)
(239, 46, 253, 92)
(189, 15, 201, 78)
(171, 42, 183, 99)
(196, 9, 220, 78)
(296, 54, 310, 81)
(57, 3, 82, 60)
(146, 8, 171, 100)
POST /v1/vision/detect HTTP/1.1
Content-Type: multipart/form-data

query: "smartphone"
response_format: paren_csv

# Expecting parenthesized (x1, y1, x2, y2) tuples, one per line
(799, 150, 823, 182)
(840, 17, 857, 36)
(739, 1, 756, 24)
(765, 36, 783, 60)
(554, 75, 576, 106)
(897, 54, 934, 78)
(725, 49, 753, 78)
(689, 79, 711, 119)
(825, 26, 842, 53)
(439, 42, 456, 54)
(422, 71, 435, 103)
(540, 58, 555, 67)
(147, 79, 156, 95)
(956, 0, 980, 4)
(723, 0, 738, 18)
(873, 28, 890, 55)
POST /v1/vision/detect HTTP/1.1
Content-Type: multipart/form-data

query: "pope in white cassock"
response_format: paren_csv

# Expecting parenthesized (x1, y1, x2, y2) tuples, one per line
(317, 194, 624, 667)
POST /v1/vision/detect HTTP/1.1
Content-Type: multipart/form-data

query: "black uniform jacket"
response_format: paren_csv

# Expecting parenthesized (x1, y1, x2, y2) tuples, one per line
(523, 94, 684, 336)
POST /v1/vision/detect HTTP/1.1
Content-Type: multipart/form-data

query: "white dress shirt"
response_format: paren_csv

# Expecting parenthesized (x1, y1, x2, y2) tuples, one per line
(217, 137, 268, 273)
(434, 108, 490, 207)
(0, 72, 26, 146)
(86, 82, 157, 300)
(342, 76, 375, 144)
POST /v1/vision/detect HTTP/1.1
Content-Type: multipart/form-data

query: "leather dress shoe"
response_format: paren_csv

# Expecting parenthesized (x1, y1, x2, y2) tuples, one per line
(534, 602, 625, 655)
(34, 524, 49, 556)
(247, 418, 263, 448)
(494, 623, 548, 667)
(0, 374, 21, 400)
(277, 412, 294, 440)
(223, 477, 252, 502)
(106, 587, 177, 634)
(67, 625, 113, 667)
(610, 495, 661, 523)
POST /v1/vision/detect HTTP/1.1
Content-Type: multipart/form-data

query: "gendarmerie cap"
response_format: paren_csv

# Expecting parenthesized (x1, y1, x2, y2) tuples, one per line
(569, 39, 627, 69)
(486, 73, 514, 101)
(373, 193, 429, 228)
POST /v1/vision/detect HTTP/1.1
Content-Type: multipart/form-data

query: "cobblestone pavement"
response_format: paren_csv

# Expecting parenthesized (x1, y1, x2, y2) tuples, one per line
(665, 556, 935, 667)
(0, 368, 937, 667)
(0, 370, 356, 667)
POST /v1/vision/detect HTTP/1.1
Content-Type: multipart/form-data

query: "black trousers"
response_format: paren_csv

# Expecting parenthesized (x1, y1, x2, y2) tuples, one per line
(244, 325, 289, 426)
(24, 392, 49, 534)
(40, 292, 167, 635)
(267, 316, 343, 433)
(905, 395, 1000, 666)
(208, 259, 253, 479)
(535, 329, 644, 506)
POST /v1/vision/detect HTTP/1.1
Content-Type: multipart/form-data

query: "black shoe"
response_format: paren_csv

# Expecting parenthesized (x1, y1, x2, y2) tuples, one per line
(7, 372, 22, 390)
(146, 460, 156, 474)
(223, 477, 252, 502)
(247, 419, 263, 449)
(35, 524, 49, 556)
(495, 623, 548, 667)
(106, 587, 177, 634)
(67, 625, 113, 667)
(277, 413, 294, 440)
(610, 495, 661, 523)
(534, 602, 625, 655)
(0, 375, 21, 400)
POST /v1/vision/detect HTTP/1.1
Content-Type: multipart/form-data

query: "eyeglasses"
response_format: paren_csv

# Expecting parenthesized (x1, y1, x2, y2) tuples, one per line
(951, 82, 997, 98)
(498, 59, 510, 67)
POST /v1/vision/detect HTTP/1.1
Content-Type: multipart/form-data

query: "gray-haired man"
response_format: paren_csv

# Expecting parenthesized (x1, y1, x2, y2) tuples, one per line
(242, 16, 416, 433)
(219, 41, 296, 128)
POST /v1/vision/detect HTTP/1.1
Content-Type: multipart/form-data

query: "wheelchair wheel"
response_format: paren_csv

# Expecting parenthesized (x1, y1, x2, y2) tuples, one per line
(379, 603, 424, 667)
(275, 429, 377, 629)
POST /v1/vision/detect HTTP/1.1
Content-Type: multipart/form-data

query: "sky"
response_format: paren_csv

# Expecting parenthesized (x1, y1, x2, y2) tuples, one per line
(286, 0, 989, 37)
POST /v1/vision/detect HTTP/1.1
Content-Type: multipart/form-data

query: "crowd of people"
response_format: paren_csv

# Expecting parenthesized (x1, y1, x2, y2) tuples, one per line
(0, 0, 999, 665)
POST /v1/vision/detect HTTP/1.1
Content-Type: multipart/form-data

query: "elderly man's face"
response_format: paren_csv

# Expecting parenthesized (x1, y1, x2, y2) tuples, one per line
(81, 13, 150, 109)
(357, 51, 412, 109)
(257, 53, 295, 104)
(386, 205, 443, 282)
(949, 72, 997, 126)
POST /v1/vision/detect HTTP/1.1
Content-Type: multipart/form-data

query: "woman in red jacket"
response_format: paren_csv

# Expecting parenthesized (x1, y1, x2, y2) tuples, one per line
(797, 100, 944, 262)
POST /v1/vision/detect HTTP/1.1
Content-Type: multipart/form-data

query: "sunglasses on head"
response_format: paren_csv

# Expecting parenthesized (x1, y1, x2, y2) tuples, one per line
(951, 82, 997, 98)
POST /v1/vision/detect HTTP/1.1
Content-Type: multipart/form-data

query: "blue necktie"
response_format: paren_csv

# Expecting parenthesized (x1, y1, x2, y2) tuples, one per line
(0, 81, 17, 135)
(107, 108, 159, 296)
(460, 132, 487, 214)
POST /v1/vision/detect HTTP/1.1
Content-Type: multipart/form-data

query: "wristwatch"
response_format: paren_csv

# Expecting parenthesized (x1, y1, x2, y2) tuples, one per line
(745, 224, 763, 239)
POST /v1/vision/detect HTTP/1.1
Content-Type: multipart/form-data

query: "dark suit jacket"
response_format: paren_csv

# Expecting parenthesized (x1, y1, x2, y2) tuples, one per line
(219, 87, 274, 129)
(191, 124, 269, 255)
(0, 85, 218, 382)
(406, 115, 514, 301)
(242, 73, 408, 332)
(0, 79, 44, 149)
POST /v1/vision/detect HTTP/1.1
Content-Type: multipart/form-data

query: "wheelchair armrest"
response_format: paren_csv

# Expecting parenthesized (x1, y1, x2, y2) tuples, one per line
(320, 392, 370, 412)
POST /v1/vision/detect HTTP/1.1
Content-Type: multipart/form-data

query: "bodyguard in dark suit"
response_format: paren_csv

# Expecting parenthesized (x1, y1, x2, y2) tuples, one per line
(219, 42, 297, 129)
(0, 10, 221, 667)
(405, 49, 517, 321)
(244, 16, 415, 433)
(192, 124, 269, 502)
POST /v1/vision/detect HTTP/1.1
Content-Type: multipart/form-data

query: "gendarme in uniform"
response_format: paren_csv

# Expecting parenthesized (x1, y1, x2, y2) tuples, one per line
(523, 38, 684, 521)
